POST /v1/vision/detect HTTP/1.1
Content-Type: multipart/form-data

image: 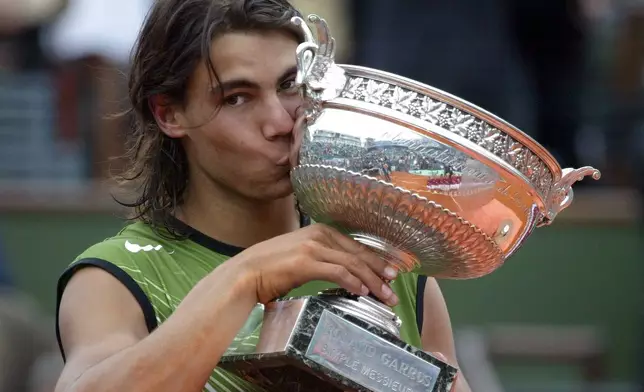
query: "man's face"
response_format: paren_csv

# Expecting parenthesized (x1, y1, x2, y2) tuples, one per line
(178, 30, 302, 201)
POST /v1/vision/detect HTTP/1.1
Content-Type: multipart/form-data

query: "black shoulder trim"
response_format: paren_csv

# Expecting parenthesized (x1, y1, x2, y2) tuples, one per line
(168, 211, 311, 257)
(55, 258, 158, 362)
(416, 275, 427, 336)
(168, 216, 246, 257)
(184, 225, 246, 257)
(299, 211, 311, 228)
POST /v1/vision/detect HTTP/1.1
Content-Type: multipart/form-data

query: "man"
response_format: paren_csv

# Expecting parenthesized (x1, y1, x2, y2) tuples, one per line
(54, 1, 471, 391)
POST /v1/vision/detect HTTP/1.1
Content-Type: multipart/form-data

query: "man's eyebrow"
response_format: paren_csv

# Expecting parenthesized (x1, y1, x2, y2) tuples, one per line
(277, 65, 298, 82)
(210, 65, 298, 94)
(210, 79, 260, 95)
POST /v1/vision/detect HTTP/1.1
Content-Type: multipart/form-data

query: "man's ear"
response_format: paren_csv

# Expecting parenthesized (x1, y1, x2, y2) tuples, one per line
(149, 95, 187, 138)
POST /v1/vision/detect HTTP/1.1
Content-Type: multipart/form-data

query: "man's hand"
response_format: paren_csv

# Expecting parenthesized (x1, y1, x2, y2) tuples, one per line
(233, 223, 399, 306)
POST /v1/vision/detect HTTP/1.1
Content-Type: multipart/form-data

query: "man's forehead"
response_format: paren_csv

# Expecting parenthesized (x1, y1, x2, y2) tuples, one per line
(209, 31, 299, 83)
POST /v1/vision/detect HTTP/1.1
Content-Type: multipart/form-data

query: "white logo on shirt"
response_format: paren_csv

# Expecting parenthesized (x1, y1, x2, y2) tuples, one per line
(125, 240, 163, 253)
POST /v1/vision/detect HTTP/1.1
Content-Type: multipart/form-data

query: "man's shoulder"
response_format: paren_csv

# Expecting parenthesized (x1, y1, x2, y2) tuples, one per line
(57, 222, 165, 350)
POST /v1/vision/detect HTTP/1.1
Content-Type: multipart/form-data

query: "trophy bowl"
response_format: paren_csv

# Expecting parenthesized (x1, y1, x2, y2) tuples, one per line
(289, 15, 601, 279)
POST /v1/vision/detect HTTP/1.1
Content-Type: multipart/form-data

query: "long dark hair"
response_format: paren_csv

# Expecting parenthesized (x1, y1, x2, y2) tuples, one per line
(115, 0, 302, 237)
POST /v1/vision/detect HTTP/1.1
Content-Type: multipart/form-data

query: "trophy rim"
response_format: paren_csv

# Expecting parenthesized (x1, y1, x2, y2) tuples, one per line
(338, 64, 562, 180)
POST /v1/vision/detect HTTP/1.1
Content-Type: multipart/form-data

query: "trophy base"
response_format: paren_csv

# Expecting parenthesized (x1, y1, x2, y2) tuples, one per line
(219, 292, 457, 392)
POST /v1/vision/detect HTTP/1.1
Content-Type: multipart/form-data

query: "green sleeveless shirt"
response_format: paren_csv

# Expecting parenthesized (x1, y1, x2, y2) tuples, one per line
(56, 220, 427, 392)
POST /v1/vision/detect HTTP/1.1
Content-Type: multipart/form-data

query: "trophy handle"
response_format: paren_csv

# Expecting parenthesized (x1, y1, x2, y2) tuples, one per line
(539, 166, 601, 227)
(291, 14, 348, 120)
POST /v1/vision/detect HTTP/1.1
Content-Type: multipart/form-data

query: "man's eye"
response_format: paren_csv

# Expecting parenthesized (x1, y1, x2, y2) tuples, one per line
(279, 79, 298, 93)
(224, 94, 247, 107)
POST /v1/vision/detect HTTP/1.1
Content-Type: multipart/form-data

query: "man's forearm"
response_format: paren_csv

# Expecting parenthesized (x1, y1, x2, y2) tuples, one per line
(67, 262, 258, 392)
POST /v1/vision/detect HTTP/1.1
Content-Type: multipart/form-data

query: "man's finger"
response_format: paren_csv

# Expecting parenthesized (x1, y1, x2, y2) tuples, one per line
(324, 228, 398, 281)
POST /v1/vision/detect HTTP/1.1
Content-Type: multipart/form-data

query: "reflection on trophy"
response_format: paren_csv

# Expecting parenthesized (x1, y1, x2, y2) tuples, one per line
(219, 14, 601, 392)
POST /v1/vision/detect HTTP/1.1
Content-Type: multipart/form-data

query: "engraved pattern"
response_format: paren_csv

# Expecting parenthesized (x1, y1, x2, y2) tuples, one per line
(340, 77, 554, 199)
(292, 165, 505, 279)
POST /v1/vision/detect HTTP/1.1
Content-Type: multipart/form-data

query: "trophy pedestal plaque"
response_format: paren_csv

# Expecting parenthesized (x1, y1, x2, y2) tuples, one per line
(219, 289, 457, 392)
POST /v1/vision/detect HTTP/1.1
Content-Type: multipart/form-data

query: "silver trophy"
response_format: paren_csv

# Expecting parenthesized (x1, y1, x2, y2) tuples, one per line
(219, 15, 601, 392)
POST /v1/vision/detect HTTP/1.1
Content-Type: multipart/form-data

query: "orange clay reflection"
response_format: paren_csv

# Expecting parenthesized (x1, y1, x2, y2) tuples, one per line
(379, 171, 531, 253)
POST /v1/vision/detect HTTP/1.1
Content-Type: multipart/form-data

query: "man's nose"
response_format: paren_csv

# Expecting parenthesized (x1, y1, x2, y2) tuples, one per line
(261, 95, 295, 140)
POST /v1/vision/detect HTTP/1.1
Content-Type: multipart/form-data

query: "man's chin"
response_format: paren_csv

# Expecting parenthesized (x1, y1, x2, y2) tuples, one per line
(273, 177, 295, 198)
(254, 177, 294, 201)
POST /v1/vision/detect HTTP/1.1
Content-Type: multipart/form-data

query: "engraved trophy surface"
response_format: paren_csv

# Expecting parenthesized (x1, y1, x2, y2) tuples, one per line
(219, 14, 601, 392)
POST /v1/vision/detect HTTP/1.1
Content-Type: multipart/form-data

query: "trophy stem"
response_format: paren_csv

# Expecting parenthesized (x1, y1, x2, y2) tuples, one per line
(319, 288, 402, 337)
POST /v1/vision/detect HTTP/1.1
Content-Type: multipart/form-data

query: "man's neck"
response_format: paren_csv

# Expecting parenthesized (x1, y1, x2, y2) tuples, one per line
(178, 183, 300, 250)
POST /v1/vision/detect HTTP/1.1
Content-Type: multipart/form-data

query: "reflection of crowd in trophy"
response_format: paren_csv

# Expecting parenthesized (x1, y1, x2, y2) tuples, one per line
(302, 131, 464, 190)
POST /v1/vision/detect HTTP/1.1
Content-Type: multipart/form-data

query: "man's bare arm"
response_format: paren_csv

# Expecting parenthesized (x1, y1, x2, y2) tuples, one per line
(420, 278, 472, 392)
(56, 261, 258, 392)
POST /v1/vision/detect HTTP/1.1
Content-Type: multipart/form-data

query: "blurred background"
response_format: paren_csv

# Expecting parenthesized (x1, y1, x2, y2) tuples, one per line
(0, 0, 642, 391)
